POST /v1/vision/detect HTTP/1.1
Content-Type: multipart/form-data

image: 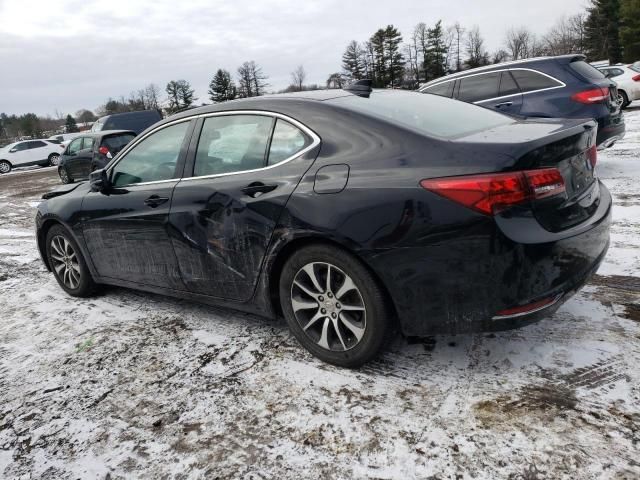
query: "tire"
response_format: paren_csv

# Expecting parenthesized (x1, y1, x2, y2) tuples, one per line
(58, 166, 73, 184)
(49, 153, 61, 166)
(279, 244, 390, 367)
(46, 224, 96, 297)
(619, 90, 630, 109)
(0, 160, 11, 174)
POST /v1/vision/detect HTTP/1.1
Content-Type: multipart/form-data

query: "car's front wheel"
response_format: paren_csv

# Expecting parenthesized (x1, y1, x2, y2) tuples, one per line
(0, 160, 11, 174)
(46, 225, 96, 297)
(279, 244, 390, 367)
(49, 153, 61, 166)
(58, 167, 73, 184)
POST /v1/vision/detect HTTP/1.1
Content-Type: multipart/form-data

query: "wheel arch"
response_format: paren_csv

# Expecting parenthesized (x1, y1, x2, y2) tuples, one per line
(266, 235, 400, 328)
(37, 218, 85, 272)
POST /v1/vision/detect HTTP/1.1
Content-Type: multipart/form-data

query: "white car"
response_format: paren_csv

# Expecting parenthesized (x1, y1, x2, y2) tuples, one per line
(598, 64, 640, 108)
(48, 133, 82, 143)
(0, 139, 65, 174)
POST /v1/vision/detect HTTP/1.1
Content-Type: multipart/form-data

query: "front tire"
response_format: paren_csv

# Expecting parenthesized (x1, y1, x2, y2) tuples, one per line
(46, 225, 96, 297)
(49, 153, 61, 166)
(0, 160, 11, 174)
(58, 166, 73, 184)
(279, 244, 390, 367)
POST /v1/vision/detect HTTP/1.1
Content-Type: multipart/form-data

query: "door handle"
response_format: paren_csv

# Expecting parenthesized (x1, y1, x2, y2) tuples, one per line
(494, 101, 513, 108)
(144, 195, 169, 208)
(241, 182, 277, 198)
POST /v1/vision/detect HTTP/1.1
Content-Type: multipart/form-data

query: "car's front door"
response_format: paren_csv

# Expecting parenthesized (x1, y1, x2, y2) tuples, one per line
(169, 113, 320, 301)
(80, 119, 195, 289)
(74, 137, 95, 179)
(63, 137, 88, 178)
(8, 142, 30, 166)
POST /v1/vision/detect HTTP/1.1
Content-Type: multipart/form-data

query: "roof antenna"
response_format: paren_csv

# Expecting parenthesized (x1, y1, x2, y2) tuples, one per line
(344, 79, 372, 97)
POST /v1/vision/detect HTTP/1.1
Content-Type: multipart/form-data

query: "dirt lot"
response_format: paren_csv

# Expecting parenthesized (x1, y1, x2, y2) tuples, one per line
(0, 111, 639, 479)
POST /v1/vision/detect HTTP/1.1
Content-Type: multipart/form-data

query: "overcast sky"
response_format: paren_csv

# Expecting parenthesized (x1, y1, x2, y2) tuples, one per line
(0, 0, 587, 117)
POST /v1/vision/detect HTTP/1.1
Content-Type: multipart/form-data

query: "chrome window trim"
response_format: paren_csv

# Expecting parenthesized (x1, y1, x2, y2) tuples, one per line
(107, 111, 321, 188)
(419, 68, 566, 104)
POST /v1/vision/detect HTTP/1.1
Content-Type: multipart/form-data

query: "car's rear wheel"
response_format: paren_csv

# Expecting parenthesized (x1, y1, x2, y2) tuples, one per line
(279, 244, 390, 367)
(619, 90, 630, 109)
(58, 167, 73, 184)
(0, 160, 11, 174)
(46, 225, 95, 297)
(49, 153, 61, 166)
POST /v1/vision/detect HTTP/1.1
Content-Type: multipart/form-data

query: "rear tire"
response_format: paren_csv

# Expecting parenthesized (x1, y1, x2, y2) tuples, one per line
(46, 225, 96, 297)
(49, 153, 61, 166)
(619, 90, 630, 109)
(0, 160, 11, 174)
(58, 166, 73, 184)
(279, 244, 390, 368)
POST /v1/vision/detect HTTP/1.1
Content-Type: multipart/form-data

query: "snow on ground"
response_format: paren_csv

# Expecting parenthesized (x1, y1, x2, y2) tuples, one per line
(0, 110, 639, 479)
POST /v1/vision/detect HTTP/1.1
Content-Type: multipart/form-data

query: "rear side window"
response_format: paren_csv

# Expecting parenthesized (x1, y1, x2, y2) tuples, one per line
(267, 120, 310, 166)
(67, 138, 83, 154)
(499, 72, 520, 96)
(330, 91, 515, 139)
(458, 73, 501, 102)
(423, 81, 454, 98)
(511, 70, 562, 92)
(193, 115, 273, 177)
(102, 133, 135, 154)
(28, 140, 47, 149)
(569, 61, 606, 80)
(605, 68, 624, 78)
(82, 137, 95, 150)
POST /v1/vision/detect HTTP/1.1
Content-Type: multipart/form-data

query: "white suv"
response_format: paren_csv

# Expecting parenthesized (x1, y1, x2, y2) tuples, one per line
(598, 64, 640, 108)
(0, 140, 64, 174)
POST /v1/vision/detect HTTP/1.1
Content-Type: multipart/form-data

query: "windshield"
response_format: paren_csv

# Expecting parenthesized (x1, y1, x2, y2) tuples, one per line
(91, 120, 105, 132)
(329, 90, 515, 138)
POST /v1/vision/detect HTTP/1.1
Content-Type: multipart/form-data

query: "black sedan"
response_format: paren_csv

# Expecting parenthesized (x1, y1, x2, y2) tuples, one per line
(35, 83, 611, 367)
(58, 130, 136, 183)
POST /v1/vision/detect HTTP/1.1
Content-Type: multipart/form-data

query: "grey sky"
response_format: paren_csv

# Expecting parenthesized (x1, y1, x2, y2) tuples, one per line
(0, 0, 587, 117)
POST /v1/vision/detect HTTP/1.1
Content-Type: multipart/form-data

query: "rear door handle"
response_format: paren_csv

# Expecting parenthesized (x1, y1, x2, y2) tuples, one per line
(241, 182, 277, 198)
(144, 195, 169, 208)
(494, 101, 513, 108)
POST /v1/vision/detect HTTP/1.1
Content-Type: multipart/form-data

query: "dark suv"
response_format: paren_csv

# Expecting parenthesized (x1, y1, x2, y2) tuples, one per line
(420, 54, 625, 148)
(91, 110, 162, 134)
(58, 130, 136, 183)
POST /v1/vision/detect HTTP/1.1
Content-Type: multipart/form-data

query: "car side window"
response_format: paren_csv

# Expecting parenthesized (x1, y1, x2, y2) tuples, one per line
(458, 73, 501, 102)
(499, 72, 520, 97)
(28, 140, 47, 149)
(111, 121, 190, 187)
(193, 115, 273, 177)
(11, 142, 28, 152)
(82, 137, 95, 150)
(267, 120, 311, 166)
(67, 138, 83, 154)
(511, 70, 561, 93)
(423, 81, 454, 98)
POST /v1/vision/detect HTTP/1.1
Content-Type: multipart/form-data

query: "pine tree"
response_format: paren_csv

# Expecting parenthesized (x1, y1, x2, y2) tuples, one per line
(64, 114, 78, 133)
(166, 81, 181, 113)
(166, 80, 196, 113)
(620, 0, 640, 61)
(208, 69, 236, 103)
(384, 25, 405, 87)
(585, 0, 622, 62)
(342, 41, 366, 79)
(368, 25, 405, 88)
(424, 20, 447, 80)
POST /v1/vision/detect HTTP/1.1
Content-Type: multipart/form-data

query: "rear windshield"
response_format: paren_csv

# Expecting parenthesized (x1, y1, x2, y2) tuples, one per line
(329, 91, 515, 138)
(91, 119, 105, 132)
(102, 133, 136, 153)
(630, 62, 640, 73)
(570, 61, 606, 80)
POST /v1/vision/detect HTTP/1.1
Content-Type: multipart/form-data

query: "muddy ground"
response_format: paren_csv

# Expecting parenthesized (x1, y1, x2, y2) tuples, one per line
(0, 113, 639, 479)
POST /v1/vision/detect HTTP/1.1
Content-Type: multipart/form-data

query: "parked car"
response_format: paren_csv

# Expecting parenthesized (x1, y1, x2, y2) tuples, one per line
(596, 64, 640, 108)
(91, 110, 162, 134)
(0, 139, 64, 174)
(35, 85, 610, 367)
(58, 130, 136, 184)
(420, 54, 625, 149)
(48, 133, 82, 144)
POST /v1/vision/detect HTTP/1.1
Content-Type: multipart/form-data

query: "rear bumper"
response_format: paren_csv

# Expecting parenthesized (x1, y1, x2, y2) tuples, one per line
(367, 182, 612, 336)
(596, 112, 625, 148)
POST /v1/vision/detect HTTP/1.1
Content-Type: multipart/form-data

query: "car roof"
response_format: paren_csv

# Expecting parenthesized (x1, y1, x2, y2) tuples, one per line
(420, 54, 586, 88)
(73, 130, 136, 138)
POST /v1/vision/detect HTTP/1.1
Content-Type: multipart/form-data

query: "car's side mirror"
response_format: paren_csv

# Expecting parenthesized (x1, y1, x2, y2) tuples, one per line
(89, 168, 110, 192)
(9, 148, 17, 153)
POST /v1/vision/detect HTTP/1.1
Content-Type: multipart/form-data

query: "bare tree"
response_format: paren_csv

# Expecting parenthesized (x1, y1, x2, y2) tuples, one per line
(326, 73, 347, 89)
(145, 83, 161, 110)
(505, 27, 537, 60)
(452, 22, 465, 71)
(465, 26, 490, 68)
(542, 14, 587, 55)
(237, 61, 269, 98)
(290, 65, 306, 91)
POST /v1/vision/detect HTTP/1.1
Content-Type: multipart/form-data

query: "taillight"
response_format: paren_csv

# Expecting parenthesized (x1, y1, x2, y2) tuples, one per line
(632, 74, 640, 82)
(586, 144, 597, 168)
(98, 146, 109, 155)
(493, 295, 561, 319)
(420, 168, 566, 216)
(571, 87, 609, 104)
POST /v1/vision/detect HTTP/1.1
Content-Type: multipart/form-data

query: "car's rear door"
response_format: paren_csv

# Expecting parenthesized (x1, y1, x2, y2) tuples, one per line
(63, 138, 86, 178)
(168, 112, 320, 301)
(80, 119, 195, 289)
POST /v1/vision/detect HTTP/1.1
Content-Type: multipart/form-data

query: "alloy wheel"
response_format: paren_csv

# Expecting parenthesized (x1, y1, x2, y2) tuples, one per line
(50, 154, 60, 166)
(0, 161, 10, 174)
(290, 262, 366, 352)
(50, 235, 81, 289)
(59, 168, 69, 183)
